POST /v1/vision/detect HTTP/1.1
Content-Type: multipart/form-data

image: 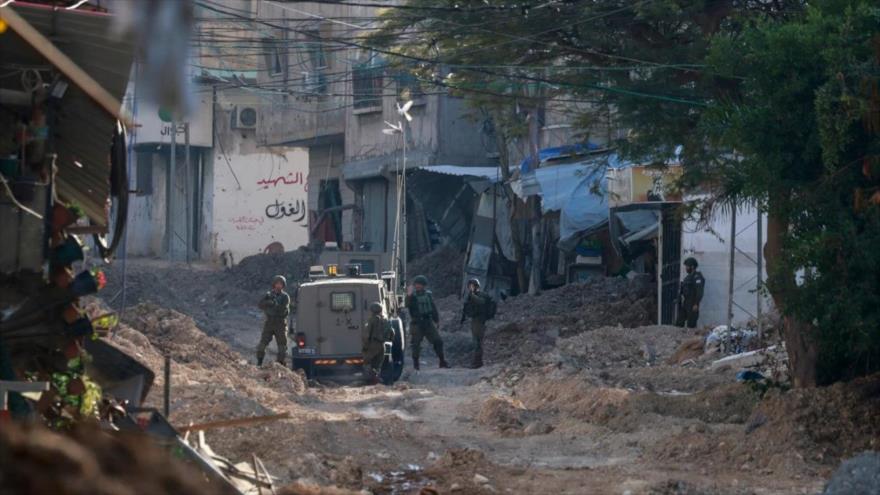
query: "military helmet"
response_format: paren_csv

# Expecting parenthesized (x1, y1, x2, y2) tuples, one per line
(683, 257, 698, 268)
(272, 275, 287, 287)
(413, 275, 428, 286)
(467, 278, 481, 288)
(370, 302, 383, 314)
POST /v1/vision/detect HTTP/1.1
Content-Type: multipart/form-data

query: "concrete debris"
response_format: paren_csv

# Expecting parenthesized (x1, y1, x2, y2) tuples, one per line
(710, 346, 778, 371)
(823, 452, 880, 495)
(705, 325, 758, 355)
(473, 473, 490, 484)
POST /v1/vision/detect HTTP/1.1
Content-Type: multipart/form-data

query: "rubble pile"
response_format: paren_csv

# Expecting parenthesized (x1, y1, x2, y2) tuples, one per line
(0, 423, 220, 495)
(231, 247, 318, 290)
(406, 245, 465, 298)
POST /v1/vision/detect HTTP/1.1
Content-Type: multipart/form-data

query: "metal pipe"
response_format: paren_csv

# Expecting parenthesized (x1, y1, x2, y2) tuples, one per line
(163, 355, 171, 418)
(727, 206, 737, 328)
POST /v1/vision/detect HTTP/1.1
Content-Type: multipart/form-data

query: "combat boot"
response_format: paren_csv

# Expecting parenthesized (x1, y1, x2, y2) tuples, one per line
(471, 355, 483, 369)
(413, 354, 420, 371)
(256, 356, 264, 367)
(438, 352, 451, 369)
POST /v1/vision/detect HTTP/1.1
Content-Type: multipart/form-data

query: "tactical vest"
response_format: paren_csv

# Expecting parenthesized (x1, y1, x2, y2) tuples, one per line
(414, 292, 433, 319)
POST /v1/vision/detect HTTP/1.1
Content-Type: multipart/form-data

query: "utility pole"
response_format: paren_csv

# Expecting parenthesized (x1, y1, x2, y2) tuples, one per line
(756, 207, 764, 339)
(184, 122, 191, 264)
(727, 206, 737, 328)
(167, 119, 176, 260)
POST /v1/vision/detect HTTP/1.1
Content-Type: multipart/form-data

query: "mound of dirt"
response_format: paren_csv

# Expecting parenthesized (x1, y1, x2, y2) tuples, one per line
(232, 247, 318, 291)
(0, 423, 225, 495)
(519, 373, 759, 433)
(476, 396, 526, 433)
(556, 325, 697, 369)
(652, 373, 880, 476)
(406, 245, 465, 298)
(110, 303, 306, 422)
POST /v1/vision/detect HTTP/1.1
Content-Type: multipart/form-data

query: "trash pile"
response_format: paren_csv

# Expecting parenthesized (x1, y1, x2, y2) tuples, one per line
(406, 245, 465, 298)
(231, 247, 318, 291)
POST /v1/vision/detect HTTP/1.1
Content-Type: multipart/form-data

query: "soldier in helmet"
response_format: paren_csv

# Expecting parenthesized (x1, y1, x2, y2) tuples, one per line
(460, 278, 490, 369)
(676, 257, 705, 328)
(362, 302, 387, 385)
(256, 275, 291, 366)
(405, 275, 449, 370)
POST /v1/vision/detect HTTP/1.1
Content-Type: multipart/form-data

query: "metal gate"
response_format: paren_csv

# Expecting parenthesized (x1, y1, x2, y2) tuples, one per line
(659, 204, 682, 325)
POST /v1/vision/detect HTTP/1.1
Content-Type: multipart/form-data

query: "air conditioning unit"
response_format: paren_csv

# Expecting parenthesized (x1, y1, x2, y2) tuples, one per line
(231, 105, 258, 129)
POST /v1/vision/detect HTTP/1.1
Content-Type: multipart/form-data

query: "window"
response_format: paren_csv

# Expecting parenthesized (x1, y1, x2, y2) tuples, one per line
(135, 150, 153, 195)
(263, 37, 284, 77)
(349, 259, 376, 274)
(330, 292, 355, 312)
(303, 30, 328, 94)
(353, 56, 383, 110)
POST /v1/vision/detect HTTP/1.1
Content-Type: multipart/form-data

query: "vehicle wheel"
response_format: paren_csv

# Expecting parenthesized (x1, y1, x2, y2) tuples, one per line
(292, 358, 314, 379)
(390, 318, 405, 381)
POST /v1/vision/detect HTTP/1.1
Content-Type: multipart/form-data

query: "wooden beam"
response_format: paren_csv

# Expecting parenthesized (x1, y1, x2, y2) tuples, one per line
(175, 412, 291, 433)
(0, 6, 133, 128)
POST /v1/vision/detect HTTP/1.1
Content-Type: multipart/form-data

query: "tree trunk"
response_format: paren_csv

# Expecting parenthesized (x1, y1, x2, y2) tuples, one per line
(764, 201, 819, 388)
(527, 103, 543, 296)
(489, 110, 529, 294)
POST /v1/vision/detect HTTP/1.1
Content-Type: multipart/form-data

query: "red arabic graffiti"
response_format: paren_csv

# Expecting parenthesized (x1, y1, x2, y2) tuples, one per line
(229, 216, 265, 231)
(257, 172, 307, 190)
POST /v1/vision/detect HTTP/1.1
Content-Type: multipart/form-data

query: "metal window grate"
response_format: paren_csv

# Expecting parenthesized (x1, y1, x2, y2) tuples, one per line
(330, 292, 355, 312)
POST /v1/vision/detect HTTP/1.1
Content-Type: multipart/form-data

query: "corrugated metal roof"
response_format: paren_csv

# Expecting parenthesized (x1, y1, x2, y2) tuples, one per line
(418, 165, 501, 180)
(1, 4, 134, 227)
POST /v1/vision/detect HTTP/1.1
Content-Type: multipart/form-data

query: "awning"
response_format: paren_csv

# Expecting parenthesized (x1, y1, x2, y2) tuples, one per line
(418, 165, 501, 180)
(1, 4, 134, 228)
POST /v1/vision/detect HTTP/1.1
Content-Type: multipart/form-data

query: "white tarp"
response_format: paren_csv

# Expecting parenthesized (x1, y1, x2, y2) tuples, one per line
(512, 161, 608, 242)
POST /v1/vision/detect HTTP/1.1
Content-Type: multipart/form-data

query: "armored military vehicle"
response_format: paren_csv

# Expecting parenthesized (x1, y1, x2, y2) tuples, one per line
(291, 259, 406, 383)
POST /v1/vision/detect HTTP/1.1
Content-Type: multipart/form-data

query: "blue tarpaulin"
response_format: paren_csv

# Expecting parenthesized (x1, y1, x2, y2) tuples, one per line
(519, 143, 602, 173)
(513, 155, 610, 243)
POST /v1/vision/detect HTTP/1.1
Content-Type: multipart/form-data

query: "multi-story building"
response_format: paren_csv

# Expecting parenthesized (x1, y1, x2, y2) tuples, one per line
(255, 1, 490, 259)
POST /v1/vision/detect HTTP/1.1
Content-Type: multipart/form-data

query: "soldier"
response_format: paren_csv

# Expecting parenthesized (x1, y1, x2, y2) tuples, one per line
(405, 275, 449, 370)
(362, 302, 387, 385)
(460, 278, 490, 369)
(676, 257, 705, 328)
(256, 275, 291, 366)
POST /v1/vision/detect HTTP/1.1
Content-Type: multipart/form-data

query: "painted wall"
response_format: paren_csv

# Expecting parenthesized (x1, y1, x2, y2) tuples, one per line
(682, 204, 774, 328)
(211, 135, 310, 262)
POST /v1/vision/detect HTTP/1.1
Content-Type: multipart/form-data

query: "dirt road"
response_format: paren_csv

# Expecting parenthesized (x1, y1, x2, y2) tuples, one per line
(101, 260, 875, 494)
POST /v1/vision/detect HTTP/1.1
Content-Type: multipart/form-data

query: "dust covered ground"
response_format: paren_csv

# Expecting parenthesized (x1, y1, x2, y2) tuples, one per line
(97, 259, 878, 494)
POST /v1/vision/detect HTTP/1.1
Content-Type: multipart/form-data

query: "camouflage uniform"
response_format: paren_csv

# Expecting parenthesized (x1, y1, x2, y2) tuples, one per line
(676, 263, 705, 329)
(362, 307, 387, 383)
(257, 276, 291, 366)
(405, 288, 447, 369)
(462, 290, 490, 368)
